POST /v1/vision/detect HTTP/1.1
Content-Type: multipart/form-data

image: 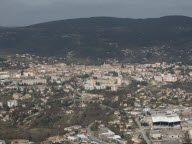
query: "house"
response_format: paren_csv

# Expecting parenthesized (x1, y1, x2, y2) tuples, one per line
(80, 128, 87, 134)
(114, 110, 120, 115)
(67, 136, 79, 142)
(111, 86, 118, 91)
(66, 110, 74, 115)
(99, 129, 115, 138)
(13, 93, 22, 100)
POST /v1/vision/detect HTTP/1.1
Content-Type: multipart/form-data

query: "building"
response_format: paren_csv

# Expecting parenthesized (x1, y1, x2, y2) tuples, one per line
(0, 140, 6, 144)
(111, 86, 118, 91)
(154, 76, 163, 82)
(150, 130, 162, 140)
(7, 100, 18, 108)
(188, 130, 192, 141)
(152, 113, 181, 127)
(0, 71, 10, 79)
(0, 102, 3, 108)
(112, 135, 127, 144)
(162, 130, 184, 140)
(163, 74, 177, 82)
(98, 129, 115, 138)
(21, 79, 47, 85)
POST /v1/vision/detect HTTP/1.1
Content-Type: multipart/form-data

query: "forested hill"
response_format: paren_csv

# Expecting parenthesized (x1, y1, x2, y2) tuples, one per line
(0, 16, 192, 64)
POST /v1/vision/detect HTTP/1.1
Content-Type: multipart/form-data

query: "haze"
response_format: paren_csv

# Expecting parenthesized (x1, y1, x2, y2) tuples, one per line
(0, 0, 192, 26)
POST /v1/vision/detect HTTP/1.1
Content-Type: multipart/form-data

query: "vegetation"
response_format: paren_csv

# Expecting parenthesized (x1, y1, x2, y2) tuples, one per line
(90, 122, 99, 131)
(0, 16, 192, 64)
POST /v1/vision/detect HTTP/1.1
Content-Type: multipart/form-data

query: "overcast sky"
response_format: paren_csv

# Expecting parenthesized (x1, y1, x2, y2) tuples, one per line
(0, 0, 192, 26)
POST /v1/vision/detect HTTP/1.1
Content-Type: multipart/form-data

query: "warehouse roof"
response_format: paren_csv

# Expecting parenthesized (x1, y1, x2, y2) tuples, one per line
(152, 113, 181, 123)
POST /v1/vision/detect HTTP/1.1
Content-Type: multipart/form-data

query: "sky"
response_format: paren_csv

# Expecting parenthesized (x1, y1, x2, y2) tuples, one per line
(0, 0, 192, 26)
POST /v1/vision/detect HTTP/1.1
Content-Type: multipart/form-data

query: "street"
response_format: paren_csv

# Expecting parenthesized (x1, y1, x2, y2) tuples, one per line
(135, 117, 151, 144)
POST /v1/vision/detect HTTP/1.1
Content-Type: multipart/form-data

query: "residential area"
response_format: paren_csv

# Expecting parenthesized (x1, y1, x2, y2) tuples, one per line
(0, 54, 192, 144)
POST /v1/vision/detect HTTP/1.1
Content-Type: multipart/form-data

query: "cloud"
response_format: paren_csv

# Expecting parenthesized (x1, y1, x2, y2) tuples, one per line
(0, 0, 191, 26)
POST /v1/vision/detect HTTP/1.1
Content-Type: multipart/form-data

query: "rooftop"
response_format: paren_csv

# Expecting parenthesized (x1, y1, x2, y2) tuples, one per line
(152, 113, 181, 123)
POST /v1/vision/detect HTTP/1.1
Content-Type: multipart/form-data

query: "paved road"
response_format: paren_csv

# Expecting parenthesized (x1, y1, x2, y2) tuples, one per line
(67, 113, 74, 123)
(135, 117, 151, 144)
(87, 123, 115, 144)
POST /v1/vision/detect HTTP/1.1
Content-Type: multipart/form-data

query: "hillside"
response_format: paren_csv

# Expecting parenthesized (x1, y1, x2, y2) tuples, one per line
(0, 16, 192, 64)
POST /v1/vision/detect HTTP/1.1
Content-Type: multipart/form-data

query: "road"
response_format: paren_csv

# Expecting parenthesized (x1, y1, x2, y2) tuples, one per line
(67, 113, 74, 123)
(87, 123, 115, 144)
(135, 117, 151, 144)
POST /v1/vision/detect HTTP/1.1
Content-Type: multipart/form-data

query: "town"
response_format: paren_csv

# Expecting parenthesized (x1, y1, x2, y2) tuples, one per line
(0, 54, 192, 144)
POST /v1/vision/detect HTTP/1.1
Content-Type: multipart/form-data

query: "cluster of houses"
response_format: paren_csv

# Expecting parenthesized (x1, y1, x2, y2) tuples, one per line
(0, 54, 192, 143)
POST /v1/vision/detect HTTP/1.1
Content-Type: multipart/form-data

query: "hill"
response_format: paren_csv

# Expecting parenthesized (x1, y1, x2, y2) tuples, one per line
(0, 16, 192, 64)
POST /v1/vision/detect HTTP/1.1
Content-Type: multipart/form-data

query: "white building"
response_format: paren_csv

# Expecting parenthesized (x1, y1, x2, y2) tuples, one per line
(163, 74, 177, 82)
(99, 130, 115, 137)
(189, 130, 192, 140)
(154, 76, 163, 82)
(111, 86, 118, 91)
(0, 74, 10, 79)
(84, 84, 94, 90)
(152, 113, 181, 127)
(7, 100, 18, 108)
(0, 102, 3, 108)
(23, 71, 34, 77)
(21, 79, 47, 85)
(0, 140, 6, 144)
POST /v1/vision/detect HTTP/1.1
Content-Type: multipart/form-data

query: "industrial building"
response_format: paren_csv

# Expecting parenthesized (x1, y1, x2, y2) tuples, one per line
(152, 113, 181, 127)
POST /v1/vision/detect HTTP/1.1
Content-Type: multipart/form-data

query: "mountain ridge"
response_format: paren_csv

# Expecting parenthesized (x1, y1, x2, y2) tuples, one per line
(0, 15, 192, 64)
